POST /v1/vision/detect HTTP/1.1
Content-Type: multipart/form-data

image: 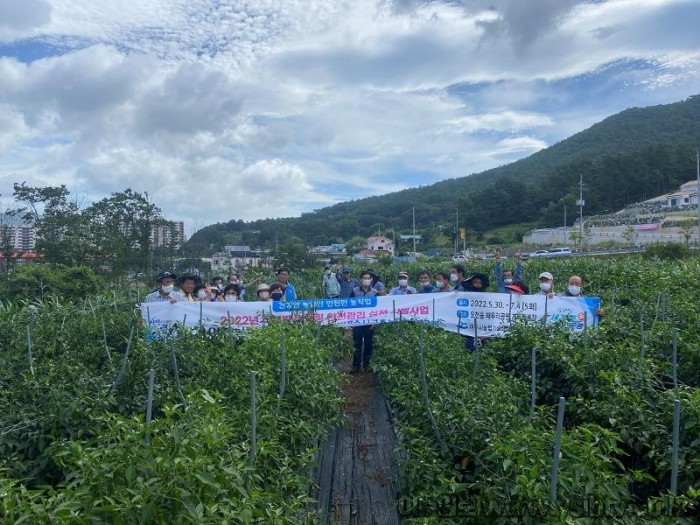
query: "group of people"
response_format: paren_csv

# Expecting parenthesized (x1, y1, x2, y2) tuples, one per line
(144, 255, 596, 374)
(321, 255, 590, 301)
(144, 268, 296, 304)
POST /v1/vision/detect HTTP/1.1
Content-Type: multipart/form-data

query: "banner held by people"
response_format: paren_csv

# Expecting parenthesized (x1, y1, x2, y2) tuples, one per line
(143, 292, 600, 337)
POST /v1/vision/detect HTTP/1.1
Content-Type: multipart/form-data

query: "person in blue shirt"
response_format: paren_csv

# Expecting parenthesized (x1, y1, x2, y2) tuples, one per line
(274, 267, 297, 301)
(349, 271, 378, 373)
(338, 267, 360, 298)
(389, 271, 417, 295)
(495, 251, 523, 294)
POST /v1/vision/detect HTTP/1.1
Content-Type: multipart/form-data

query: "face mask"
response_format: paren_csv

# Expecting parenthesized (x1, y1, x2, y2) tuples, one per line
(259, 292, 270, 300)
(420, 281, 431, 288)
(539, 282, 551, 292)
(224, 295, 237, 302)
(568, 285, 581, 296)
(398, 279, 408, 287)
(450, 274, 458, 282)
(271, 292, 284, 301)
(197, 291, 207, 299)
(161, 284, 174, 293)
(325, 269, 331, 275)
(362, 279, 372, 287)
(435, 280, 445, 288)
(503, 278, 513, 285)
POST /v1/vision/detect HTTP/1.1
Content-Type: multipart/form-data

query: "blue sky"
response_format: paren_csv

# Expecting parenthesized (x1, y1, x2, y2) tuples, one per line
(1, 0, 699, 234)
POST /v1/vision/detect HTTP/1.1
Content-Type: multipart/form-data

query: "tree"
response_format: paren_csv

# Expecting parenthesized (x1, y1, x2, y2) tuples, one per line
(274, 240, 316, 273)
(83, 189, 163, 277)
(622, 224, 638, 246)
(12, 183, 91, 266)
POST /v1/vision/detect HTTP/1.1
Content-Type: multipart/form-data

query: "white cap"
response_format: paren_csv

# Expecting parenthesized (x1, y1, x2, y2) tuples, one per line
(538, 272, 553, 280)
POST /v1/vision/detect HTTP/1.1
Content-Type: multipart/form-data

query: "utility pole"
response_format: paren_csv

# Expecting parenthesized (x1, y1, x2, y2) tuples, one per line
(412, 206, 417, 255)
(454, 209, 459, 255)
(563, 201, 567, 246)
(576, 175, 585, 250)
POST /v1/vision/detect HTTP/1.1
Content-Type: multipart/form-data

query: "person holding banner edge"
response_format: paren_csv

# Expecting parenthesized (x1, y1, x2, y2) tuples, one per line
(349, 271, 378, 373)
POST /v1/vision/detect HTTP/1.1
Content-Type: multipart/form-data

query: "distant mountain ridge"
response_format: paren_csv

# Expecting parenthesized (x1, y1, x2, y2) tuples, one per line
(188, 94, 700, 250)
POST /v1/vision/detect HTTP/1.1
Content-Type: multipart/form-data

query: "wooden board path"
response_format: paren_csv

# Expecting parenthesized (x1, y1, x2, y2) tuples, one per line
(313, 364, 400, 525)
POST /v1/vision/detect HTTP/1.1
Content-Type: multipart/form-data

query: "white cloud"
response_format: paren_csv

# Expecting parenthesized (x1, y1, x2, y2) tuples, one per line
(0, 0, 698, 231)
(0, 0, 52, 40)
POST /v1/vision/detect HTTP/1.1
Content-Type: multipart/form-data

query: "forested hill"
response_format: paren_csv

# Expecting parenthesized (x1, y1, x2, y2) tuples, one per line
(188, 94, 700, 250)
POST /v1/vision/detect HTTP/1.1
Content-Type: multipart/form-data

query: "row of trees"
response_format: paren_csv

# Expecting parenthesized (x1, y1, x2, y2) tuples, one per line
(2, 183, 179, 280)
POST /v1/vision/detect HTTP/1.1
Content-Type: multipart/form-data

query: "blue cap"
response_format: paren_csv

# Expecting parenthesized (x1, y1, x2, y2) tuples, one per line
(156, 270, 177, 282)
(341, 266, 351, 273)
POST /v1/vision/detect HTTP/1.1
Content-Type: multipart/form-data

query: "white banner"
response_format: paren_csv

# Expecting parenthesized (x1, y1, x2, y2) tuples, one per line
(143, 292, 600, 337)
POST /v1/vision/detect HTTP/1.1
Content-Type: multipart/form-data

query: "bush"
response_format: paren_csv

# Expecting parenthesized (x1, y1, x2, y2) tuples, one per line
(0, 264, 106, 303)
(643, 243, 691, 260)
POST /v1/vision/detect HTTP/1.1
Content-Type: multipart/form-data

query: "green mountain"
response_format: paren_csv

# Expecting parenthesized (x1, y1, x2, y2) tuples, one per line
(187, 94, 700, 251)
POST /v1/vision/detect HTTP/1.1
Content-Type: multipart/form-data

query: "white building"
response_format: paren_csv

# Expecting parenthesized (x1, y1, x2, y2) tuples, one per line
(667, 181, 699, 209)
(150, 221, 185, 248)
(213, 245, 264, 271)
(366, 235, 394, 256)
(0, 225, 36, 252)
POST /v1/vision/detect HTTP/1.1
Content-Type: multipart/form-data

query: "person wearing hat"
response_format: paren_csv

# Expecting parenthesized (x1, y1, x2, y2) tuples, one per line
(338, 267, 360, 298)
(145, 270, 184, 303)
(349, 271, 378, 373)
(504, 280, 530, 295)
(390, 271, 417, 295)
(256, 283, 272, 302)
(536, 272, 555, 298)
(460, 273, 490, 292)
(367, 268, 386, 295)
(322, 263, 341, 299)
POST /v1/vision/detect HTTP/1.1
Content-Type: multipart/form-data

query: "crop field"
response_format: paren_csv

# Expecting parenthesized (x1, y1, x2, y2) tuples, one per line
(1, 256, 699, 524)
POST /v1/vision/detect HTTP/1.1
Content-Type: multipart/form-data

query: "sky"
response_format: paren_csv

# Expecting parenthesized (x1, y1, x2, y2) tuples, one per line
(0, 0, 699, 235)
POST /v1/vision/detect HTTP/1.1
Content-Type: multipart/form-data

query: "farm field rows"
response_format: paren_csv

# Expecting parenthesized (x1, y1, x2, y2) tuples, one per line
(1, 256, 699, 523)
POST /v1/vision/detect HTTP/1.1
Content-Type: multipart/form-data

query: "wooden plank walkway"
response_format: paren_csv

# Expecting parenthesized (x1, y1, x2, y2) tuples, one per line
(313, 367, 400, 525)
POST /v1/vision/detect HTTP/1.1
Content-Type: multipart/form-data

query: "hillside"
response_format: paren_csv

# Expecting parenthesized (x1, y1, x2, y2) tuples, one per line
(187, 95, 700, 251)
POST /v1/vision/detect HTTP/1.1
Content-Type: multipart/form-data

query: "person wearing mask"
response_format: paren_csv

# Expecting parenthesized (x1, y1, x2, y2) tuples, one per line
(367, 268, 386, 295)
(559, 275, 606, 317)
(461, 273, 489, 292)
(220, 284, 241, 302)
(145, 270, 184, 303)
(211, 276, 224, 290)
(561, 275, 584, 297)
(434, 271, 453, 292)
(349, 271, 378, 373)
(178, 273, 199, 302)
(536, 272, 556, 298)
(322, 263, 341, 299)
(504, 281, 530, 295)
(390, 271, 417, 295)
(269, 282, 286, 302)
(450, 264, 466, 289)
(338, 267, 360, 298)
(495, 251, 523, 293)
(417, 270, 436, 293)
(193, 283, 219, 302)
(274, 267, 296, 301)
(256, 283, 271, 302)
(228, 272, 255, 300)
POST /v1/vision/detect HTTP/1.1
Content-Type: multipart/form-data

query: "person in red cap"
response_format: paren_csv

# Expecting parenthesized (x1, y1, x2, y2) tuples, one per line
(504, 281, 530, 295)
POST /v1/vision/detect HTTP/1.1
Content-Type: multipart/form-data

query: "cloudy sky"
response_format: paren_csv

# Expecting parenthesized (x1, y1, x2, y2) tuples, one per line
(0, 0, 698, 234)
